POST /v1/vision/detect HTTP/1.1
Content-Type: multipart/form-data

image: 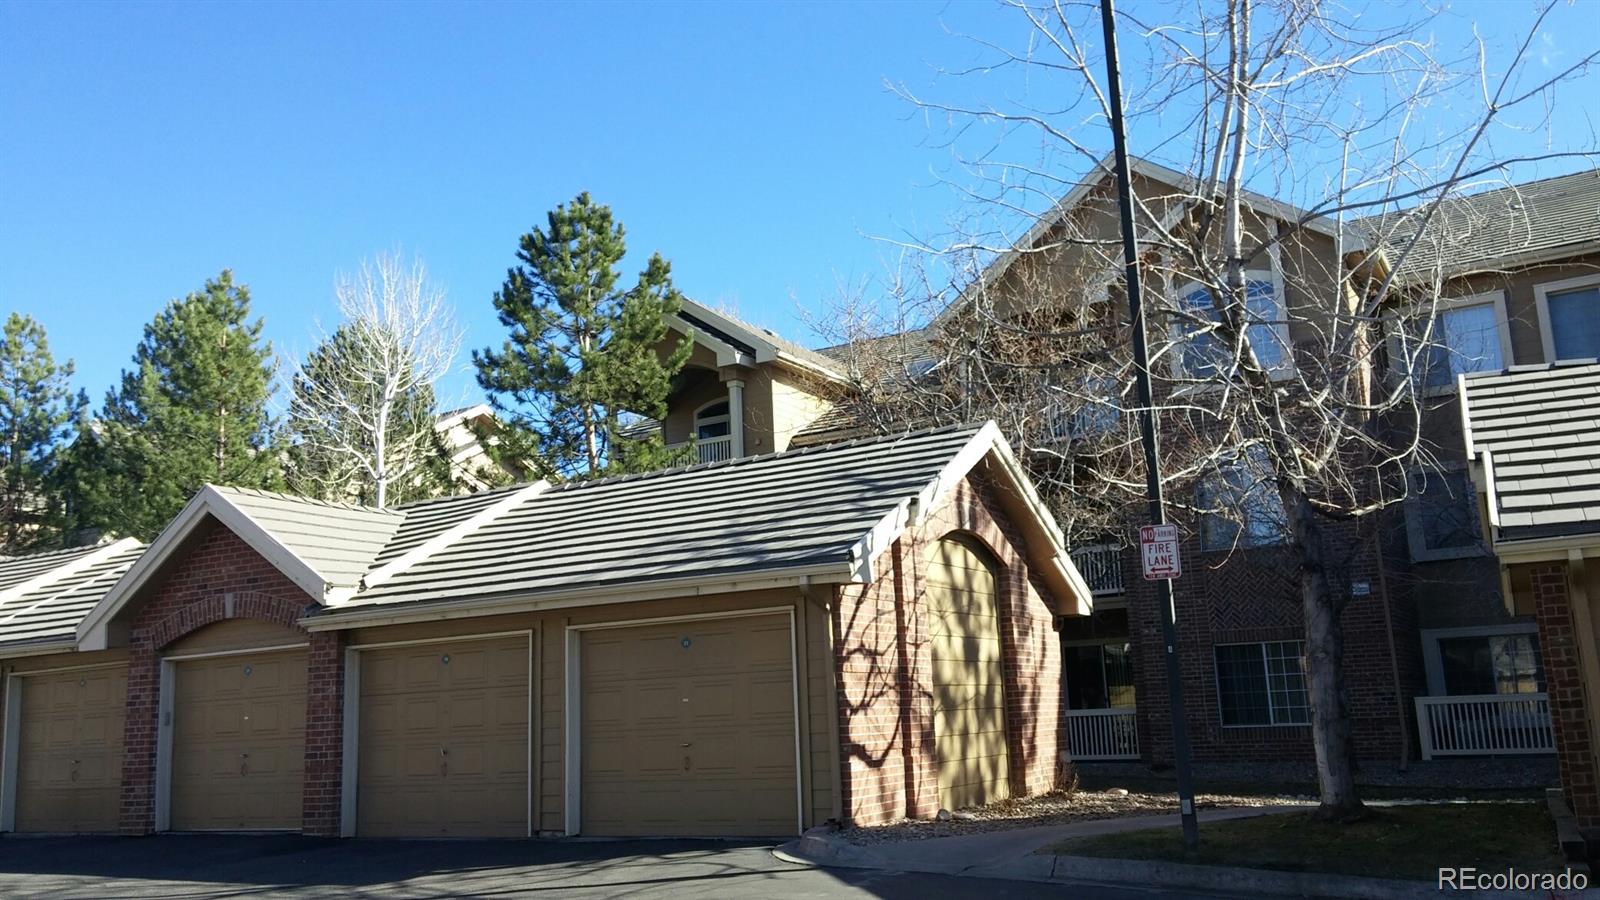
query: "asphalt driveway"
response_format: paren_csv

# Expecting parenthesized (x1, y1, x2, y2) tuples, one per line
(0, 834, 1242, 899)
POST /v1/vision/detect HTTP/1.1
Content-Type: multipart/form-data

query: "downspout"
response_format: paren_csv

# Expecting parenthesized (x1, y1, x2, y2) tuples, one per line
(1373, 531, 1410, 770)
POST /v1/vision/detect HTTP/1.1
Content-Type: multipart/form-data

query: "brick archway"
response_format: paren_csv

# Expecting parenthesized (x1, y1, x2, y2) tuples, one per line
(115, 521, 344, 836)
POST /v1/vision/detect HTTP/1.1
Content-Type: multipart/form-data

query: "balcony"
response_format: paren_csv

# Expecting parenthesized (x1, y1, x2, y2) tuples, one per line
(1063, 707, 1139, 760)
(667, 434, 733, 466)
(1070, 544, 1125, 596)
(1415, 693, 1555, 760)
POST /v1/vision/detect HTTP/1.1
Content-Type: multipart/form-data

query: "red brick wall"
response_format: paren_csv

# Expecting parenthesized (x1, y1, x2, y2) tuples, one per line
(833, 473, 1063, 825)
(1533, 561, 1600, 829)
(117, 518, 343, 836)
(1127, 518, 1422, 765)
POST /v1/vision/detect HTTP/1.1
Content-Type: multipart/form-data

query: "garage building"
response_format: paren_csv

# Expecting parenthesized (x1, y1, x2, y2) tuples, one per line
(4, 422, 1087, 838)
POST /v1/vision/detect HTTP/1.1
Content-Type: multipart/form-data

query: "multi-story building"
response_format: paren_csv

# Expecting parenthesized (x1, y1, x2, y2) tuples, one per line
(644, 164, 1600, 781)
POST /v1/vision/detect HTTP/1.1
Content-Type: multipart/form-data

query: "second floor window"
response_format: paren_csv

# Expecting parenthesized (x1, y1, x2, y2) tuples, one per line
(694, 400, 731, 441)
(1393, 293, 1509, 390)
(1404, 468, 1483, 561)
(1173, 274, 1293, 380)
(1197, 446, 1289, 551)
(1538, 275, 1600, 362)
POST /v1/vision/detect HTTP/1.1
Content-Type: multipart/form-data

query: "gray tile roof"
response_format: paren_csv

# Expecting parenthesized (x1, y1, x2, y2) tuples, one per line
(0, 541, 145, 648)
(376, 484, 527, 566)
(335, 424, 987, 613)
(1462, 362, 1600, 541)
(1359, 168, 1600, 281)
(0, 544, 106, 592)
(211, 486, 404, 592)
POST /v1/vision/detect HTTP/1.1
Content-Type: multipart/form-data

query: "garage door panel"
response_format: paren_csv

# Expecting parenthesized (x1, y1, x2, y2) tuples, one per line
(16, 667, 127, 833)
(171, 649, 307, 832)
(356, 634, 529, 838)
(580, 614, 798, 837)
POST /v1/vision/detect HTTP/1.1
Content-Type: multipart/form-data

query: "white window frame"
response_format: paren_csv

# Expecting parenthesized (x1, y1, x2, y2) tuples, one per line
(1213, 640, 1310, 728)
(1420, 623, 1539, 697)
(1534, 273, 1600, 363)
(1167, 265, 1295, 383)
(1403, 463, 1487, 562)
(692, 398, 731, 439)
(1387, 290, 1513, 396)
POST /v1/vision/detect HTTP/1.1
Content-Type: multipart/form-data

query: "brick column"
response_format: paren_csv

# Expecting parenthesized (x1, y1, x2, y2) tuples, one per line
(302, 630, 346, 836)
(1532, 562, 1600, 828)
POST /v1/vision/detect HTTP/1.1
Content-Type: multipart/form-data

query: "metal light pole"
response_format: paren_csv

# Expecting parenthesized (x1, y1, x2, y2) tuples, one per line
(1098, 0, 1200, 849)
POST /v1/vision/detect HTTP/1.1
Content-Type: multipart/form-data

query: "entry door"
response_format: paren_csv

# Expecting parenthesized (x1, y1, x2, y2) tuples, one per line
(170, 649, 307, 831)
(14, 667, 127, 833)
(357, 635, 530, 837)
(579, 613, 797, 837)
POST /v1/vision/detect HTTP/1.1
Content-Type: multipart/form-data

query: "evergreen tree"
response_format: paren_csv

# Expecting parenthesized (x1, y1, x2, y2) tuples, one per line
(70, 271, 281, 539)
(474, 193, 691, 479)
(0, 313, 87, 551)
(285, 325, 451, 505)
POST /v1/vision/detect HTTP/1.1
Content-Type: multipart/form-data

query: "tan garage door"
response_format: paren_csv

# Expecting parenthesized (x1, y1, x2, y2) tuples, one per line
(357, 635, 529, 837)
(171, 648, 306, 831)
(13, 666, 127, 833)
(580, 613, 797, 837)
(927, 537, 1010, 811)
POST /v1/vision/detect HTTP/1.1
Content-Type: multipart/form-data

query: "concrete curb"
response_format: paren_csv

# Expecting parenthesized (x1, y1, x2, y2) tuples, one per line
(775, 826, 1600, 900)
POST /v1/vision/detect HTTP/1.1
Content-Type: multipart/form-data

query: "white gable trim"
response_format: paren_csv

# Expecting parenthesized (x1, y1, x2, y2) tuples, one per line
(355, 480, 551, 598)
(852, 423, 1092, 616)
(674, 299, 847, 383)
(76, 486, 332, 651)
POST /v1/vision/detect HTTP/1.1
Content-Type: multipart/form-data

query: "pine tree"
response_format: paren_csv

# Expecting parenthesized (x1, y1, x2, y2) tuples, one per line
(285, 325, 451, 506)
(69, 271, 281, 539)
(0, 313, 87, 551)
(474, 193, 691, 479)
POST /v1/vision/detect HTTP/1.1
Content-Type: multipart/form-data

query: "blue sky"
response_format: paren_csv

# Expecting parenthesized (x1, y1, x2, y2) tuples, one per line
(2, 0, 1595, 410)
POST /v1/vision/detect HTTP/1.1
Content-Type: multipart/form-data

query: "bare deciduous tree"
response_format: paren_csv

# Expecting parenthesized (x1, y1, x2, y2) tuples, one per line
(287, 252, 464, 508)
(820, 0, 1597, 821)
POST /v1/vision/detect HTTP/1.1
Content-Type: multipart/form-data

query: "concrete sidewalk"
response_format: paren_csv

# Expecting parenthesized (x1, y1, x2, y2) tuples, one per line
(776, 805, 1301, 877)
(775, 804, 1594, 900)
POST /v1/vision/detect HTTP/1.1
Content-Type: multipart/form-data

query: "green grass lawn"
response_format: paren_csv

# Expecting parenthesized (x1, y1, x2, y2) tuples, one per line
(1047, 802, 1564, 882)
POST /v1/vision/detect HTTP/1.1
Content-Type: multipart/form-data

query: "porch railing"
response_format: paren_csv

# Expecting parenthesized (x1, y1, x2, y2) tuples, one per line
(1069, 544, 1125, 596)
(1063, 707, 1139, 760)
(1415, 693, 1555, 760)
(666, 435, 733, 466)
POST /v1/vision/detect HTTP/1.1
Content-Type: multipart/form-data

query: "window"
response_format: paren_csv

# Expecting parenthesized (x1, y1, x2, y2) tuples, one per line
(1215, 641, 1309, 726)
(1392, 293, 1510, 391)
(693, 400, 730, 440)
(1422, 626, 1544, 697)
(1403, 468, 1483, 561)
(1173, 273, 1293, 380)
(1196, 446, 1288, 551)
(1064, 642, 1136, 710)
(1536, 275, 1600, 362)
(1050, 375, 1122, 440)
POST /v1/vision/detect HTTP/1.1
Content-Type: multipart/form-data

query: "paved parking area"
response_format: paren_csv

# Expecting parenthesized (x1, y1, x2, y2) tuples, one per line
(0, 834, 1237, 899)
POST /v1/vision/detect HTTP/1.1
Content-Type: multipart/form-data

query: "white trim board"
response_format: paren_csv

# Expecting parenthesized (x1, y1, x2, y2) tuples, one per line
(562, 606, 802, 837)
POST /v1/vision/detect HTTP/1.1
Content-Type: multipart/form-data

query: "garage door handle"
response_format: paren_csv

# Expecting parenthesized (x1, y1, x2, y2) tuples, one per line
(680, 742, 692, 748)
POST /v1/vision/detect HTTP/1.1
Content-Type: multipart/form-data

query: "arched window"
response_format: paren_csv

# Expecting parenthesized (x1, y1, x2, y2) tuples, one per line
(694, 400, 731, 440)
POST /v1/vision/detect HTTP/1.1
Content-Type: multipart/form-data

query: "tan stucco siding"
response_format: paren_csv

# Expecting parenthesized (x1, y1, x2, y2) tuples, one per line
(1440, 253, 1600, 365)
(340, 587, 835, 836)
(770, 369, 835, 453)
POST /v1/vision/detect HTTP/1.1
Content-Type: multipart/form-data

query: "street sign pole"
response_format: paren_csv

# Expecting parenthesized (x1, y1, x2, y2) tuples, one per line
(1099, 0, 1200, 849)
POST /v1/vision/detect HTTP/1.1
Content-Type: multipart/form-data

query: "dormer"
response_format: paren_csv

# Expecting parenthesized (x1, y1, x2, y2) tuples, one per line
(654, 299, 847, 462)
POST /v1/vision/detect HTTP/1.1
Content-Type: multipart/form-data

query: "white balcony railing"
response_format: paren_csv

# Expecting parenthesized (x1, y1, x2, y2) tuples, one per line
(1063, 707, 1139, 760)
(667, 435, 733, 466)
(1415, 693, 1555, 760)
(1070, 544, 1125, 596)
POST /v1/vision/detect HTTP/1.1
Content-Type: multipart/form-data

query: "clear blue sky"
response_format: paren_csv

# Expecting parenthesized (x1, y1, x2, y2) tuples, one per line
(2, 0, 1595, 409)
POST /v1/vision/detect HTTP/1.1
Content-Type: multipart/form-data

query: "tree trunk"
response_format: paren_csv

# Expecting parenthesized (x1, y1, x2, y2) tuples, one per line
(1286, 490, 1366, 822)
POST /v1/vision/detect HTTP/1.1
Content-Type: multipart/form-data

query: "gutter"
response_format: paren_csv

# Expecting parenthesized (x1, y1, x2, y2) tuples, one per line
(300, 561, 860, 632)
(0, 639, 77, 659)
